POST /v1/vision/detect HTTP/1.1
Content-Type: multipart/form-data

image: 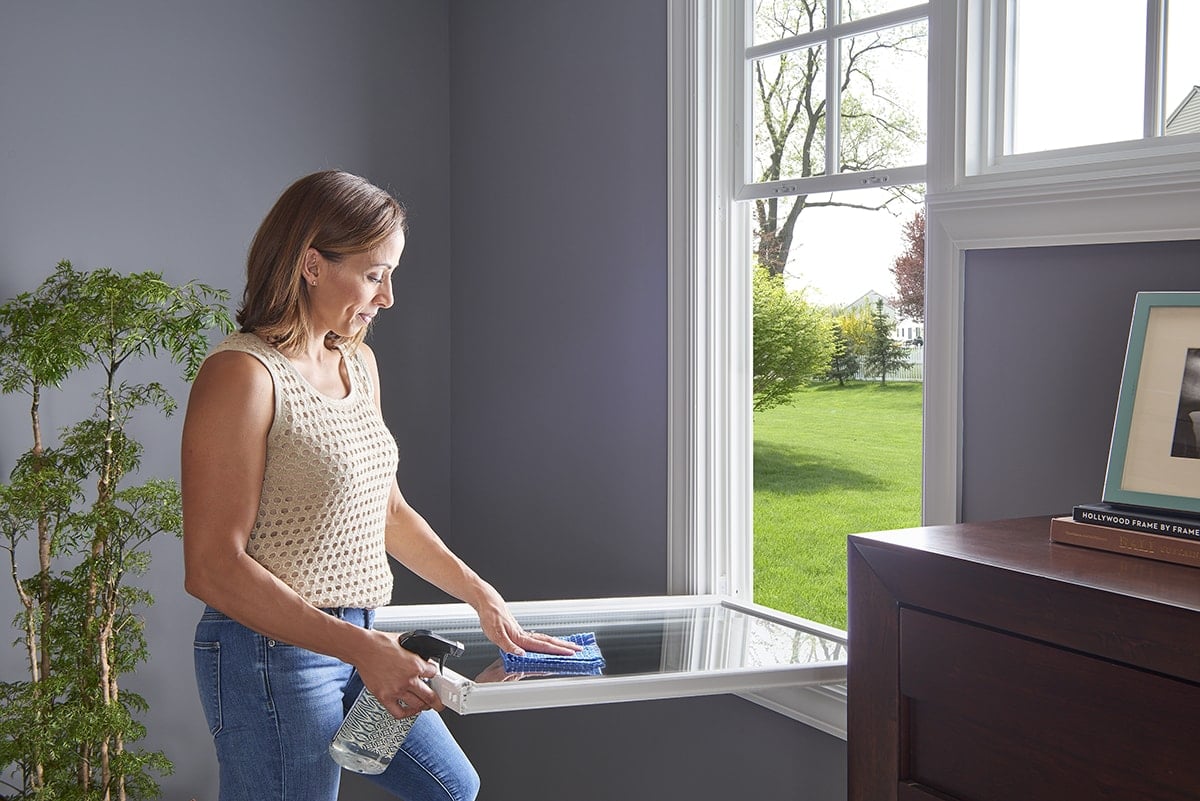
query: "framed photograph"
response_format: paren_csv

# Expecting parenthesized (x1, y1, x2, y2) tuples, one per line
(1104, 292, 1200, 514)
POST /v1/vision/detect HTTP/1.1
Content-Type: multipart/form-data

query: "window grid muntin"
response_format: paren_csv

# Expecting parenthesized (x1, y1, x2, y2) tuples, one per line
(743, 1, 930, 196)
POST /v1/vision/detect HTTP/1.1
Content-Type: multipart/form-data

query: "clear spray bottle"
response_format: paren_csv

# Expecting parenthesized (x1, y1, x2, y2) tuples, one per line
(329, 630, 464, 775)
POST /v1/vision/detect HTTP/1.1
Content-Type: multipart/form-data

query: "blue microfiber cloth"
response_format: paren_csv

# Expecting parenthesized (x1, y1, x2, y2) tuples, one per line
(500, 632, 605, 675)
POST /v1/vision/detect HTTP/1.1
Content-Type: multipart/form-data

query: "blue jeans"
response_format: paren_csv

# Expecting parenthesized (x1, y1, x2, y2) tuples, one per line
(194, 606, 480, 801)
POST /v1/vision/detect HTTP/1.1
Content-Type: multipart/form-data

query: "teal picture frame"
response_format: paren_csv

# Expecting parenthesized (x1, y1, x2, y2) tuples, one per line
(1103, 291, 1200, 514)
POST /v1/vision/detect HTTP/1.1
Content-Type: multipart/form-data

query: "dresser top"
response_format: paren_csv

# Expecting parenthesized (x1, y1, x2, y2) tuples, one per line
(849, 515, 1200, 615)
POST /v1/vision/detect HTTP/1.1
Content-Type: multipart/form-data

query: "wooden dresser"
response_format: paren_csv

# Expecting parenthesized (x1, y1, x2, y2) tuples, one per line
(848, 516, 1200, 801)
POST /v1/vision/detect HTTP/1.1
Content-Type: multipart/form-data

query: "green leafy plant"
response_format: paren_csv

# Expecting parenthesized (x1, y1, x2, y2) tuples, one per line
(752, 265, 833, 411)
(0, 261, 232, 801)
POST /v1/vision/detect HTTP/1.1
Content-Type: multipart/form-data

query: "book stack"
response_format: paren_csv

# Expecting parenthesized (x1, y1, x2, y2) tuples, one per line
(1050, 502, 1200, 568)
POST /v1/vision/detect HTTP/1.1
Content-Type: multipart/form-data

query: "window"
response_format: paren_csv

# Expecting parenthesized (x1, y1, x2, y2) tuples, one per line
(668, 0, 930, 620)
(964, 0, 1200, 178)
(668, 0, 932, 733)
(743, 1, 928, 195)
(743, 2, 929, 629)
(669, 0, 1200, 732)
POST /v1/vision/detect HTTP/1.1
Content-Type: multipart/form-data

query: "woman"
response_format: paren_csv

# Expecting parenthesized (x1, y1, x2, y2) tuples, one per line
(182, 170, 575, 801)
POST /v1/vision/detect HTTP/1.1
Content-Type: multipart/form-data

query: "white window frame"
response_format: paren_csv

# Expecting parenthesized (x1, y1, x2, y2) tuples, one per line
(738, 2, 930, 199)
(667, 0, 935, 736)
(668, 0, 937, 598)
(960, 0, 1200, 183)
(669, 0, 1200, 734)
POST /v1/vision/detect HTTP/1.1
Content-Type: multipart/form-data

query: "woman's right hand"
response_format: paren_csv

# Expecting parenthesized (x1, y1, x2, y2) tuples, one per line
(354, 628, 445, 719)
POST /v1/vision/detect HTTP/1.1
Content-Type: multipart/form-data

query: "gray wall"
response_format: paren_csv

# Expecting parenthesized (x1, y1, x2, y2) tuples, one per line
(961, 240, 1200, 521)
(0, 1, 452, 798)
(445, 0, 669, 601)
(0, 2, 847, 801)
(437, 3, 846, 800)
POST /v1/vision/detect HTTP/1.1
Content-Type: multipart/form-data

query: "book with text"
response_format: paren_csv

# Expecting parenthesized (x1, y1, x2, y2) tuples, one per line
(1050, 516, 1200, 569)
(1071, 502, 1200, 540)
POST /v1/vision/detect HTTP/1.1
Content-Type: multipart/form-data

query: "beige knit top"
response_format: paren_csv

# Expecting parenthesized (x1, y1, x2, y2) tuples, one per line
(210, 333, 399, 608)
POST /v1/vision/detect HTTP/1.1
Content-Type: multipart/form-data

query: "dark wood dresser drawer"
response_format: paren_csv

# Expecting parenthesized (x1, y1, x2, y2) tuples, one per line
(900, 609, 1200, 801)
(849, 517, 1200, 801)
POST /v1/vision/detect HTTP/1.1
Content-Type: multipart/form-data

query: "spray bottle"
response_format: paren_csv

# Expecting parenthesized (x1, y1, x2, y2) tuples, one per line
(329, 629, 464, 775)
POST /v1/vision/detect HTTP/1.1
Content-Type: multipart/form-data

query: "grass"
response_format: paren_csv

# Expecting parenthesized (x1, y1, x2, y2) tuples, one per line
(753, 380, 923, 630)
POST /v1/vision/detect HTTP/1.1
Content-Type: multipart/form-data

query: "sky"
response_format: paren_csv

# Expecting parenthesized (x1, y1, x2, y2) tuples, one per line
(773, 0, 1200, 308)
(778, 189, 920, 308)
(1013, 0, 1200, 152)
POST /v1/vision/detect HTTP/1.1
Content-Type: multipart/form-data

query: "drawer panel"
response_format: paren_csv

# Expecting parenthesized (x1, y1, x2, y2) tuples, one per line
(899, 608, 1200, 801)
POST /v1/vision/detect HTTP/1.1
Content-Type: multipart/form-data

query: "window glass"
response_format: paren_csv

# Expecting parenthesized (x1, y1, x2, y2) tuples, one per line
(754, 0, 826, 45)
(751, 187, 924, 628)
(752, 48, 828, 183)
(839, 20, 927, 172)
(1165, 1, 1200, 136)
(1011, 0, 1146, 153)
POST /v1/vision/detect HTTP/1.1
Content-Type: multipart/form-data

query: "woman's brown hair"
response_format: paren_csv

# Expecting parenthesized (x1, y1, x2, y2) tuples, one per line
(237, 170, 406, 353)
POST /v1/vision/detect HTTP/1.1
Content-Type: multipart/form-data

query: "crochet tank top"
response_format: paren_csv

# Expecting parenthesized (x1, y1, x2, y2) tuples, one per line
(209, 332, 399, 608)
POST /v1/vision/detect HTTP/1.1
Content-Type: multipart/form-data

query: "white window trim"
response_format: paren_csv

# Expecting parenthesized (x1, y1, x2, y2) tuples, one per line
(668, 0, 752, 602)
(925, 0, 1200, 524)
(672, 0, 855, 735)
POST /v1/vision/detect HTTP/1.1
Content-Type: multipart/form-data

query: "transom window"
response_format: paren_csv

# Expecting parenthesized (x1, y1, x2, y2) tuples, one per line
(967, 0, 1200, 175)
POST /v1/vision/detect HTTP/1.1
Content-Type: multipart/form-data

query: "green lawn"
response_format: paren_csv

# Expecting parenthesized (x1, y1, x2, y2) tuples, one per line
(753, 381, 922, 630)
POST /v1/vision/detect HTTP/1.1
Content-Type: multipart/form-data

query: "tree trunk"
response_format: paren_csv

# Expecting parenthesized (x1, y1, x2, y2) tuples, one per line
(32, 384, 53, 686)
(94, 357, 121, 801)
(28, 385, 48, 790)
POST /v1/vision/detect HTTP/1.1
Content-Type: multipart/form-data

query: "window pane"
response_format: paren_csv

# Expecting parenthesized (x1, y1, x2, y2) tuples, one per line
(839, 0, 922, 23)
(753, 0, 827, 45)
(1011, 0, 1145, 153)
(839, 20, 927, 172)
(751, 188, 924, 628)
(752, 47, 827, 184)
(1165, 1, 1200, 136)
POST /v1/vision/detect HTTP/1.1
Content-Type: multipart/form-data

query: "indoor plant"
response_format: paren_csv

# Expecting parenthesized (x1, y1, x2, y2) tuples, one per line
(0, 261, 231, 801)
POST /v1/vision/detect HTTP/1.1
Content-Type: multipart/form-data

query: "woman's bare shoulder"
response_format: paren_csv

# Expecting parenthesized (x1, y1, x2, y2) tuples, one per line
(187, 349, 274, 419)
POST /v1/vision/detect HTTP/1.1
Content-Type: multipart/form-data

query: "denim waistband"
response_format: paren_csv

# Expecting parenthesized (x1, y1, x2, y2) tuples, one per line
(319, 606, 374, 625)
(201, 605, 375, 628)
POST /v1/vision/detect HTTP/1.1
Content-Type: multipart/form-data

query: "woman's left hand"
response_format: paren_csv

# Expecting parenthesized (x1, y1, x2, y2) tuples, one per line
(472, 584, 582, 656)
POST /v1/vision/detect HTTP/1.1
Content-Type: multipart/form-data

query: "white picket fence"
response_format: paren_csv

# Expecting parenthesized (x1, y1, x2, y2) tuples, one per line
(854, 344, 924, 382)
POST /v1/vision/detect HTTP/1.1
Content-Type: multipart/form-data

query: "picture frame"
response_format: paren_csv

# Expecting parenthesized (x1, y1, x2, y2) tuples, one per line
(1104, 291, 1200, 514)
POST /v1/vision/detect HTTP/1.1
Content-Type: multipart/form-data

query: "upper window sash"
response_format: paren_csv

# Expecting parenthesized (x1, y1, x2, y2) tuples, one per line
(738, 1, 931, 200)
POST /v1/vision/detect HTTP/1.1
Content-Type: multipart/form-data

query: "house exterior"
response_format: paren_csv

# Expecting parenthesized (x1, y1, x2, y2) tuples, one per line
(1165, 86, 1200, 136)
(843, 289, 925, 345)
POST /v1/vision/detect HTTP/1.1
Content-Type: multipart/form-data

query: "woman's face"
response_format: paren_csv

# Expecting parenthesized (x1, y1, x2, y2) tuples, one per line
(306, 229, 405, 339)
